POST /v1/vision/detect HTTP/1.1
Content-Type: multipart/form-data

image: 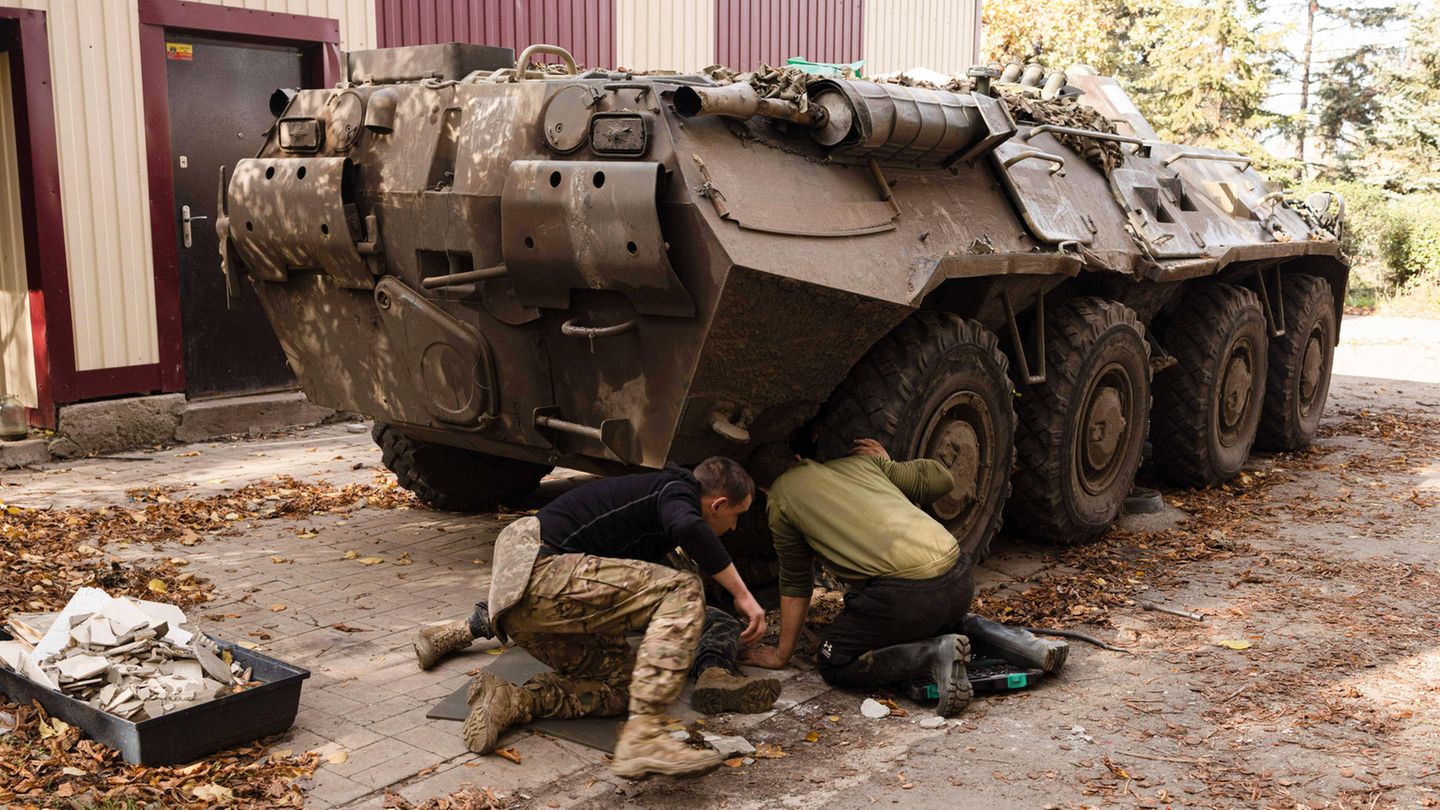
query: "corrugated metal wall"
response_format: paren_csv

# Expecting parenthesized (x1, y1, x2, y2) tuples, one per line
(861, 0, 980, 75)
(8, 0, 374, 374)
(0, 52, 37, 407)
(615, 0, 713, 73)
(715, 0, 863, 71)
(375, 0, 616, 69)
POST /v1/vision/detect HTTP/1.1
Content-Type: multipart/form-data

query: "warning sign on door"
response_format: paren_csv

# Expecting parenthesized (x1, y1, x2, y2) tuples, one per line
(166, 42, 194, 61)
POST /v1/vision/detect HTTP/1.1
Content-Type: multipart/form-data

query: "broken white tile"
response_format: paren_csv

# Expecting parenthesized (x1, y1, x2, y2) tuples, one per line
(99, 599, 152, 639)
(860, 698, 890, 719)
(30, 588, 110, 664)
(702, 734, 755, 757)
(0, 641, 28, 671)
(191, 640, 231, 682)
(56, 655, 109, 682)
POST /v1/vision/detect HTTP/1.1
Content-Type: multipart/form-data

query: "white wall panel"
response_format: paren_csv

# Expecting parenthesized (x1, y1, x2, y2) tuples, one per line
(862, 0, 981, 76)
(0, 53, 37, 407)
(8, 0, 374, 374)
(616, 0, 714, 73)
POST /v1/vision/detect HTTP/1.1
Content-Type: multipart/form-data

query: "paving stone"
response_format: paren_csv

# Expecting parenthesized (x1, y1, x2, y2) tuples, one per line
(342, 739, 444, 789)
(303, 767, 373, 807)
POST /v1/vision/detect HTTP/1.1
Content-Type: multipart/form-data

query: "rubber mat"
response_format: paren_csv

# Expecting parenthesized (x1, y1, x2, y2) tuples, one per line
(427, 646, 623, 753)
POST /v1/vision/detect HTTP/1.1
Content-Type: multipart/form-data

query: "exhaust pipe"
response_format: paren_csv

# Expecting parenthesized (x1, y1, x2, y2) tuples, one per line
(672, 83, 823, 127)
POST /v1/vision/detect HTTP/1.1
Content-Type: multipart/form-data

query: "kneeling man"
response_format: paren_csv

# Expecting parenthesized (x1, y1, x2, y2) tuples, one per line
(743, 439, 1066, 715)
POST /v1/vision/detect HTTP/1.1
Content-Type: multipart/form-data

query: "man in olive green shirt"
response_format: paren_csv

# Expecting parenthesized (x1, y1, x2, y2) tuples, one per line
(742, 439, 976, 715)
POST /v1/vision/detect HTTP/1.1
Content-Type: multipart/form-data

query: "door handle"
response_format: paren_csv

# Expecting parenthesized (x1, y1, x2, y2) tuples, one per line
(182, 205, 209, 248)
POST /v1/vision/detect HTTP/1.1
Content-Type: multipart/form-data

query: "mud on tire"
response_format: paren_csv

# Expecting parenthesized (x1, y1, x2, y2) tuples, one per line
(1151, 283, 1268, 488)
(373, 423, 552, 512)
(1255, 274, 1336, 451)
(1008, 298, 1151, 545)
(815, 312, 1016, 562)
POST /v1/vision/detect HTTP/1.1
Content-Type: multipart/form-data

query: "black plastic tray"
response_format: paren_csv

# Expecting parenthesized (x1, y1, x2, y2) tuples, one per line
(0, 631, 308, 765)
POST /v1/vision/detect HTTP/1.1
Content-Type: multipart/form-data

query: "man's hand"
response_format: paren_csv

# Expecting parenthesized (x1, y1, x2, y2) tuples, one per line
(851, 438, 890, 460)
(740, 645, 790, 669)
(734, 593, 768, 644)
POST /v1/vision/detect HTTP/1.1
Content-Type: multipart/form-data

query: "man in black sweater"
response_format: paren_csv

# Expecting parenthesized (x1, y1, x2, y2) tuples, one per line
(413, 458, 770, 779)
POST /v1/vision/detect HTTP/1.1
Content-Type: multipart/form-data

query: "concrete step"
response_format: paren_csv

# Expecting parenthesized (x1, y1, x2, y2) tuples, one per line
(3, 391, 348, 468)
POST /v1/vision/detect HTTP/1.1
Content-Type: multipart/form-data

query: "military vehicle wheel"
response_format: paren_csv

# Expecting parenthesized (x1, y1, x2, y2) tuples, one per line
(1151, 284, 1268, 488)
(816, 312, 1015, 561)
(1256, 275, 1336, 451)
(373, 424, 552, 512)
(1009, 298, 1151, 545)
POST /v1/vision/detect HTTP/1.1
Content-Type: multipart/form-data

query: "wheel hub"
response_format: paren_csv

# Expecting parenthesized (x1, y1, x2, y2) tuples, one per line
(1219, 345, 1254, 433)
(928, 418, 980, 520)
(1084, 385, 1126, 472)
(1300, 331, 1324, 405)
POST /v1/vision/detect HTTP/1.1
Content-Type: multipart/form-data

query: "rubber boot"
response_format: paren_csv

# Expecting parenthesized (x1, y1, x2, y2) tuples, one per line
(413, 619, 474, 670)
(836, 634, 972, 716)
(689, 667, 783, 714)
(611, 715, 725, 779)
(462, 670, 534, 754)
(963, 615, 1069, 673)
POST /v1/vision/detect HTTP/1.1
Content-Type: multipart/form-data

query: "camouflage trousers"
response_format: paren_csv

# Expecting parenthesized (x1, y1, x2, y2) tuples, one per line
(500, 553, 714, 718)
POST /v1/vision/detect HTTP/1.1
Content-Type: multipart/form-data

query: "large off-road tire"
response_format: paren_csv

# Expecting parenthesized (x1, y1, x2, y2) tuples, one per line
(1255, 274, 1336, 451)
(1008, 298, 1151, 545)
(816, 312, 1016, 562)
(373, 423, 552, 512)
(1151, 284, 1268, 488)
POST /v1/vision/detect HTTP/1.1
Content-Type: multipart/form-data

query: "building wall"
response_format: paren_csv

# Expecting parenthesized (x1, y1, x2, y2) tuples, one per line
(0, 51, 37, 407)
(616, 0, 713, 73)
(7, 0, 375, 376)
(375, 0, 616, 69)
(715, 0, 863, 72)
(862, 0, 981, 75)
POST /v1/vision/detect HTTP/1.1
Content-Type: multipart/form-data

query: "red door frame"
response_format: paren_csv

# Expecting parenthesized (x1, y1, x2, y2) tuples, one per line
(136, 0, 341, 399)
(0, 8, 68, 428)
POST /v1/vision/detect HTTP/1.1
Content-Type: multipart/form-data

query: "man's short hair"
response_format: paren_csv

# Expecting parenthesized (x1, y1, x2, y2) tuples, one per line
(693, 456, 754, 503)
(747, 443, 800, 490)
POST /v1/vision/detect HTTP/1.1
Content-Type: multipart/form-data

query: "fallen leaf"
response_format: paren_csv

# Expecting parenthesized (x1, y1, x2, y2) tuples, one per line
(236, 640, 261, 650)
(342, 550, 359, 560)
(61, 765, 86, 776)
(495, 747, 522, 764)
(270, 604, 287, 612)
(146, 578, 168, 594)
(175, 451, 201, 458)
(804, 731, 820, 743)
(754, 742, 788, 759)
(297, 532, 317, 539)
(271, 556, 291, 564)
(1219, 639, 1253, 650)
(723, 757, 745, 768)
(330, 623, 365, 633)
(328, 750, 349, 765)
(358, 556, 384, 566)
(394, 551, 413, 566)
(191, 783, 235, 804)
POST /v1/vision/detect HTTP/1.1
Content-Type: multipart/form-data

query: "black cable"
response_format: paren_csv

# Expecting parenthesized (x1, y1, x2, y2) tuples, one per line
(1022, 626, 1132, 653)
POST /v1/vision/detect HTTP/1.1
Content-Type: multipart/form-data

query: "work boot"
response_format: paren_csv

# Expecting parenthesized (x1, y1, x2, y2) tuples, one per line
(689, 667, 782, 714)
(963, 615, 1069, 673)
(413, 619, 474, 670)
(414, 602, 492, 670)
(462, 670, 533, 754)
(611, 715, 725, 779)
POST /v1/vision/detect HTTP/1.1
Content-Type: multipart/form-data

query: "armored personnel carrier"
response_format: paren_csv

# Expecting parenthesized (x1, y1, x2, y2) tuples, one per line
(219, 43, 1348, 558)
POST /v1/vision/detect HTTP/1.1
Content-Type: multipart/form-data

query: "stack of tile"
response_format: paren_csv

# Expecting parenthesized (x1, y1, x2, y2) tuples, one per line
(1, 595, 251, 721)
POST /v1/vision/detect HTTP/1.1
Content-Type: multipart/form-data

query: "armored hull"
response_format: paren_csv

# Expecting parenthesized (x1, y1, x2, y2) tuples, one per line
(222, 44, 1349, 555)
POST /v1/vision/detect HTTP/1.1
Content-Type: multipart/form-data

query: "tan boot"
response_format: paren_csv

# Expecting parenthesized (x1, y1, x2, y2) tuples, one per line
(611, 715, 724, 779)
(689, 667, 782, 714)
(413, 618, 474, 670)
(462, 670, 533, 754)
